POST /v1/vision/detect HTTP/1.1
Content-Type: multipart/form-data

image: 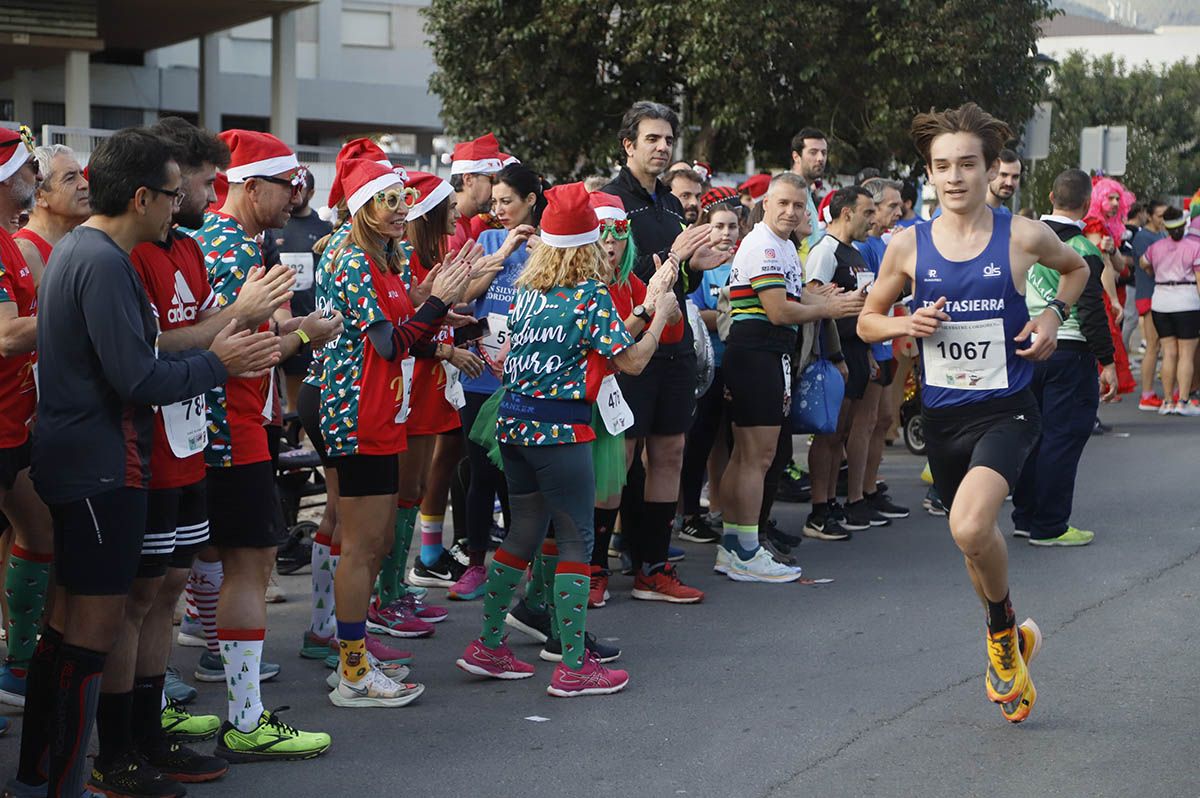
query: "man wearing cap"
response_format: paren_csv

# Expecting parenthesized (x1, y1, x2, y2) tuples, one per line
(602, 101, 724, 604)
(14, 143, 89, 285)
(449, 133, 503, 247)
(191, 129, 342, 762)
(0, 125, 54, 721)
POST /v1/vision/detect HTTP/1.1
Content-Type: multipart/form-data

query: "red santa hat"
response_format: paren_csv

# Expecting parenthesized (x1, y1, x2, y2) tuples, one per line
(342, 159, 409, 217)
(328, 138, 397, 207)
(692, 161, 713, 182)
(0, 125, 34, 184)
(404, 171, 454, 221)
(500, 152, 521, 167)
(738, 173, 772, 202)
(450, 133, 503, 175)
(589, 191, 627, 222)
(210, 171, 229, 210)
(220, 130, 299, 184)
(817, 191, 834, 224)
(541, 182, 600, 248)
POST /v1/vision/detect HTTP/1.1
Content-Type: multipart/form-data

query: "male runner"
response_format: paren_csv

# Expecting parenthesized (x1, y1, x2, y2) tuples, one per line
(986, 149, 1022, 213)
(13, 144, 89, 284)
(789, 127, 828, 253)
(859, 103, 1088, 723)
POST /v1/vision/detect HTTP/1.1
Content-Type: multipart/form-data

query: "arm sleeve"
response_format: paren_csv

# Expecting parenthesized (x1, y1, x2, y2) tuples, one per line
(1077, 253, 1115, 366)
(82, 268, 227, 405)
(363, 298, 449, 362)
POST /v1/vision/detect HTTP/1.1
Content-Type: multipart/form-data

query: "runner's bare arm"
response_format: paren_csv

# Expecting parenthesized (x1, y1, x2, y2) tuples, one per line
(0, 302, 36, 356)
(13, 239, 45, 289)
(858, 226, 917, 343)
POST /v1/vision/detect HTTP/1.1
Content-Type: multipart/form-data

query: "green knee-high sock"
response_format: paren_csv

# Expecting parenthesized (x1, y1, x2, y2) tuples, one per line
(378, 502, 418, 606)
(5, 546, 52, 668)
(539, 540, 560, 642)
(480, 549, 529, 648)
(526, 555, 548, 613)
(553, 563, 591, 670)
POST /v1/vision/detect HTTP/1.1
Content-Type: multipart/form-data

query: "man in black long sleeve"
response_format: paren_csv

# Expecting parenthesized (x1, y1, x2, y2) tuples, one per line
(601, 102, 723, 603)
(10, 127, 278, 798)
(1011, 168, 1118, 548)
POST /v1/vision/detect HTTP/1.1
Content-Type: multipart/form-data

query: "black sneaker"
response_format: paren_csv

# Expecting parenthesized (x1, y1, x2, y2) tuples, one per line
(275, 526, 313, 575)
(828, 501, 849, 524)
(678, 514, 720, 544)
(539, 632, 621, 663)
(844, 499, 889, 529)
(140, 738, 229, 784)
(88, 752, 186, 798)
(759, 537, 797, 566)
(408, 550, 466, 589)
(763, 518, 802, 548)
(923, 487, 948, 517)
(867, 491, 910, 519)
(776, 471, 812, 503)
(504, 601, 552, 643)
(803, 512, 852, 541)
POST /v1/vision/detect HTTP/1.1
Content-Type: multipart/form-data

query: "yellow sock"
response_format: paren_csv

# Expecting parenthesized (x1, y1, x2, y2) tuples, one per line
(339, 637, 370, 683)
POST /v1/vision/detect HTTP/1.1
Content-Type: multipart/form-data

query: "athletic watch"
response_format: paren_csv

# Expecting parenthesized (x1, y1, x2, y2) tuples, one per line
(633, 304, 652, 322)
(1046, 299, 1070, 323)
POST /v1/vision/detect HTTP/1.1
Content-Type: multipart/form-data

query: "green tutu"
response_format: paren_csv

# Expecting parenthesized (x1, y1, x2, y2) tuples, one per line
(467, 387, 626, 499)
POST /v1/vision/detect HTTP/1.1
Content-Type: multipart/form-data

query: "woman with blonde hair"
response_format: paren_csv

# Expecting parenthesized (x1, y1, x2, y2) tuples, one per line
(319, 160, 471, 707)
(455, 182, 675, 696)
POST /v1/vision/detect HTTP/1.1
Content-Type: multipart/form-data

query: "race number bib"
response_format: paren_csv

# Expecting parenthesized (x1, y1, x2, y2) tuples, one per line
(161, 396, 209, 458)
(855, 271, 875, 292)
(923, 319, 1008, 391)
(279, 252, 314, 291)
(482, 312, 509, 358)
(598, 375, 634, 435)
(781, 354, 792, 415)
(394, 356, 416, 423)
(442, 362, 466, 409)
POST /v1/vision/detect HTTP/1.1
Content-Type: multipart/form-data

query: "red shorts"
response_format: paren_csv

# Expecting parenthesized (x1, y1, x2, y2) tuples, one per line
(1136, 298, 1152, 316)
(406, 356, 462, 437)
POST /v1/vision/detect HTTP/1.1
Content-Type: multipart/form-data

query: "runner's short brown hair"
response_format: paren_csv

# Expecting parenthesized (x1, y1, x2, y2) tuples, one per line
(910, 103, 1012, 166)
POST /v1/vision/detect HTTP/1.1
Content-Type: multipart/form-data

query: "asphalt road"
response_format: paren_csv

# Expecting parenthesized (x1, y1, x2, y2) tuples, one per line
(2, 399, 1197, 798)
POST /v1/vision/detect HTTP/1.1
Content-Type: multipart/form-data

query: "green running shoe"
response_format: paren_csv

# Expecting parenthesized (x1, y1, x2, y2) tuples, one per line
(1028, 526, 1095, 547)
(214, 707, 331, 763)
(161, 698, 220, 742)
(300, 630, 333, 660)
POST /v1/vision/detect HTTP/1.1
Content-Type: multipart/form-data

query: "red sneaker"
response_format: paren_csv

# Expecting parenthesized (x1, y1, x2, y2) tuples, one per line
(456, 638, 536, 680)
(588, 565, 610, 609)
(367, 598, 436, 638)
(1138, 393, 1163, 411)
(547, 651, 629, 697)
(631, 564, 704, 604)
(393, 593, 449, 623)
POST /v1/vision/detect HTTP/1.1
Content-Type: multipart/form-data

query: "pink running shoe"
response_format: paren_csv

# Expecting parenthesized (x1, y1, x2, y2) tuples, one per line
(448, 565, 488, 601)
(366, 636, 414, 665)
(546, 651, 629, 697)
(367, 598, 436, 638)
(455, 638, 536, 680)
(393, 593, 449, 624)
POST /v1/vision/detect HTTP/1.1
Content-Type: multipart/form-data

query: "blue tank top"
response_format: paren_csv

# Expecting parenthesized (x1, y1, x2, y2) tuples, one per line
(912, 209, 1032, 409)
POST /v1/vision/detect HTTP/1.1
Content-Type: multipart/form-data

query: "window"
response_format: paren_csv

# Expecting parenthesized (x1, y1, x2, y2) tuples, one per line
(230, 18, 271, 40)
(341, 9, 391, 47)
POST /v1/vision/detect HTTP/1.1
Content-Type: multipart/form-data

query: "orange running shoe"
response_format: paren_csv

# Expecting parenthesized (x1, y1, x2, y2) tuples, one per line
(985, 624, 1028, 704)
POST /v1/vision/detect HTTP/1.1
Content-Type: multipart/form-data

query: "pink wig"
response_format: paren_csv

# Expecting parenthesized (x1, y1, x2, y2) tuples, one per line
(1085, 176, 1135, 243)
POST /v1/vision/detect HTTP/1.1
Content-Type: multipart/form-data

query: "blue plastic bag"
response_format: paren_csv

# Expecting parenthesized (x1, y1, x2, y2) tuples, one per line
(790, 324, 844, 434)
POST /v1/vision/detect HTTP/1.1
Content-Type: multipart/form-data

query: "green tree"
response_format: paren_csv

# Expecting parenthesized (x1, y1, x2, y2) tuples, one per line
(1024, 52, 1200, 214)
(425, 0, 1056, 179)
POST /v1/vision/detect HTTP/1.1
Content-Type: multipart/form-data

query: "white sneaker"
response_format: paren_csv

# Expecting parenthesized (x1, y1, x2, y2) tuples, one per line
(325, 655, 409, 689)
(726, 546, 803, 583)
(1158, 402, 1175, 416)
(328, 668, 424, 708)
(1012, 529, 1030, 539)
(713, 546, 732, 575)
(1180, 401, 1200, 417)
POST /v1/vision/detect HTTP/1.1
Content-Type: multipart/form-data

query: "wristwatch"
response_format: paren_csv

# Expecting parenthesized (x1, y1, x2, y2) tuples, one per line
(1047, 299, 1070, 323)
(633, 304, 652, 322)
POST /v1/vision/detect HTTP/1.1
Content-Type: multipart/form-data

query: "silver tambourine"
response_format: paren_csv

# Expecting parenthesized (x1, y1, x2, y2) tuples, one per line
(688, 300, 714, 397)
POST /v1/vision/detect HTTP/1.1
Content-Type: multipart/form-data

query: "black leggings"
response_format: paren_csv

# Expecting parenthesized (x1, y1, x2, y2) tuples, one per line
(680, 367, 728, 516)
(460, 391, 510, 555)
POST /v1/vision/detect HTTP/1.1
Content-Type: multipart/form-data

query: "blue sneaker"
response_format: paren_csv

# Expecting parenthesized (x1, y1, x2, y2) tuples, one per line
(667, 544, 686, 563)
(0, 662, 27, 708)
(164, 666, 198, 704)
(194, 650, 280, 683)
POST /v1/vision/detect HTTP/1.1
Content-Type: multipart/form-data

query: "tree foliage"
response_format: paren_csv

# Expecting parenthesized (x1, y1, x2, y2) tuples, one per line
(425, 0, 1056, 179)
(1023, 52, 1200, 214)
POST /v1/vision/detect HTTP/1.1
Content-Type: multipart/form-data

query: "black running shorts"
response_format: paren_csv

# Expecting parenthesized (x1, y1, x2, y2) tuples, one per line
(842, 339, 871, 401)
(722, 345, 788, 428)
(922, 390, 1041, 510)
(139, 480, 209, 577)
(52, 487, 148, 595)
(206, 461, 282, 549)
(332, 453, 399, 497)
(0, 438, 31, 491)
(1151, 309, 1200, 341)
(618, 353, 698, 438)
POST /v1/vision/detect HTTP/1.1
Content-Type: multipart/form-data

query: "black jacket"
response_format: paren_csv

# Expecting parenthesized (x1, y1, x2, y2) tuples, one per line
(602, 166, 692, 354)
(1043, 219, 1114, 367)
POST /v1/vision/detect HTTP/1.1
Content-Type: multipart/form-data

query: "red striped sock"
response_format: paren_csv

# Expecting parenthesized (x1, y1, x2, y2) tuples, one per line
(189, 559, 223, 654)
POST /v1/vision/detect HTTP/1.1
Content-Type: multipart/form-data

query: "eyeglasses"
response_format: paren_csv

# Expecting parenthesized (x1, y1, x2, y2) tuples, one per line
(598, 219, 630, 240)
(146, 185, 186, 208)
(374, 187, 420, 211)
